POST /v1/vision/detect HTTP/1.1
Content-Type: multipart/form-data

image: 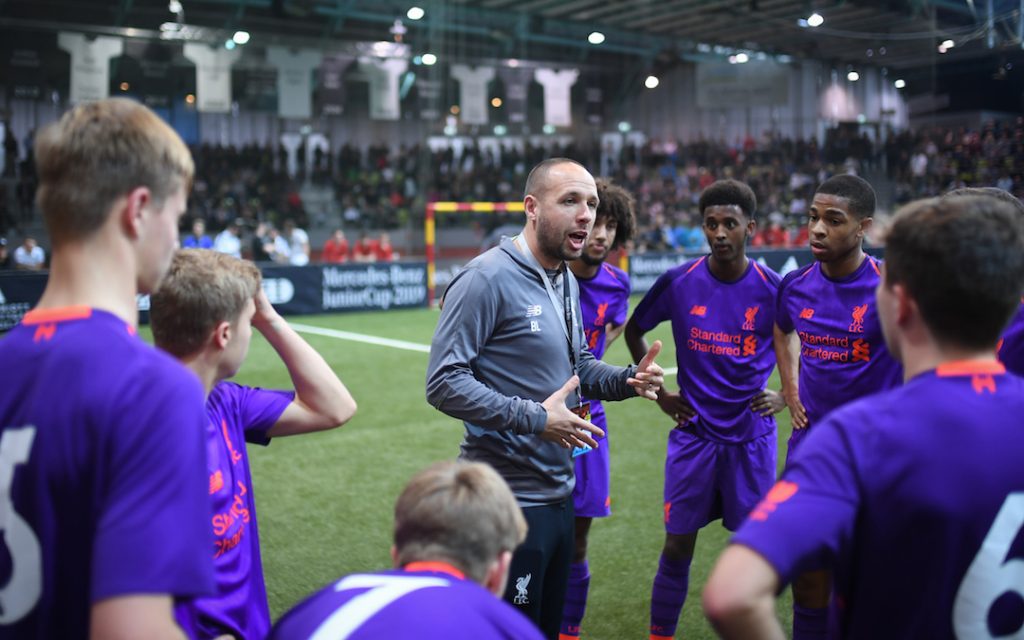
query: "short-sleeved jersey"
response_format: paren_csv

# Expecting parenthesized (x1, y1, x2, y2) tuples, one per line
(733, 361, 1024, 639)
(997, 298, 1024, 376)
(775, 256, 902, 426)
(175, 382, 293, 640)
(631, 257, 782, 443)
(268, 564, 546, 640)
(0, 307, 213, 637)
(577, 261, 631, 421)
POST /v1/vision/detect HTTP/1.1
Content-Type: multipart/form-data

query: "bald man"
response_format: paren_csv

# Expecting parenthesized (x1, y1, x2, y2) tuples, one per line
(427, 158, 665, 638)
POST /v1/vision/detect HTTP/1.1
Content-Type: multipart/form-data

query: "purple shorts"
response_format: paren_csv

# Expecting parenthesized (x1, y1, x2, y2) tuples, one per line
(572, 409, 610, 518)
(662, 425, 776, 534)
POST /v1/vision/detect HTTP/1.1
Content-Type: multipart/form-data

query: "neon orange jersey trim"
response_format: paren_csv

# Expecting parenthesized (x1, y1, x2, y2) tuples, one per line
(935, 360, 1006, 377)
(685, 256, 706, 275)
(868, 256, 881, 275)
(22, 306, 93, 325)
(403, 561, 465, 580)
(751, 260, 769, 283)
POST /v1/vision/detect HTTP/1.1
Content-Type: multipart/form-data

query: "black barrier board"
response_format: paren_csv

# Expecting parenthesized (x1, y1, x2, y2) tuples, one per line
(0, 261, 430, 331)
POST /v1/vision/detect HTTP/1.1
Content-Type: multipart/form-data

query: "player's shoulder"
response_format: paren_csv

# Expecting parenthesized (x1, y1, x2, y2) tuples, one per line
(599, 262, 631, 291)
(778, 261, 817, 292)
(749, 260, 783, 290)
(661, 255, 706, 283)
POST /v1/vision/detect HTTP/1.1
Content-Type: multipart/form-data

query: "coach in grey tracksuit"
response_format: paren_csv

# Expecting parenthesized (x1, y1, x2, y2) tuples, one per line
(426, 158, 663, 639)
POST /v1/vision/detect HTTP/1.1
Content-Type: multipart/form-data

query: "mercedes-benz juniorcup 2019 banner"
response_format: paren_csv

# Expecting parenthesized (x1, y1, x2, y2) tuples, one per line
(0, 262, 429, 331)
(237, 263, 428, 315)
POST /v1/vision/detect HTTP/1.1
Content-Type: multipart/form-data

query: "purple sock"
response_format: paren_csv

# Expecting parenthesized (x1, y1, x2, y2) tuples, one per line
(792, 604, 828, 640)
(559, 561, 590, 637)
(649, 554, 691, 639)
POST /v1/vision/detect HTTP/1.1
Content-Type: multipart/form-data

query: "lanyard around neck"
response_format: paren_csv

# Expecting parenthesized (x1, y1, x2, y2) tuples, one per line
(514, 236, 580, 403)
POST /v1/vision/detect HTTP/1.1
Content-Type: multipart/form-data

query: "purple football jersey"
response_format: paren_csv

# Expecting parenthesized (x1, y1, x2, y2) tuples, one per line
(268, 563, 546, 640)
(0, 307, 213, 637)
(573, 261, 630, 516)
(998, 298, 1024, 376)
(175, 381, 293, 640)
(776, 256, 902, 430)
(734, 361, 1024, 639)
(631, 257, 782, 443)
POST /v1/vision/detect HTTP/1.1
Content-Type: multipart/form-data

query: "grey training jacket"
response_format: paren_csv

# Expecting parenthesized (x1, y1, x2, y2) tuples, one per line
(426, 236, 637, 506)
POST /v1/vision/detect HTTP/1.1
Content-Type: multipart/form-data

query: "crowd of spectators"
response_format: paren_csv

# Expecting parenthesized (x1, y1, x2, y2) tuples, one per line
(4, 118, 1022, 267)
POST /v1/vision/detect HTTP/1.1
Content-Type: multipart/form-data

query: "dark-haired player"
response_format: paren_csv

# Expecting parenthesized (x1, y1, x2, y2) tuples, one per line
(772, 174, 902, 639)
(623, 179, 786, 640)
(560, 179, 636, 639)
(943, 187, 1024, 377)
(705, 194, 1024, 639)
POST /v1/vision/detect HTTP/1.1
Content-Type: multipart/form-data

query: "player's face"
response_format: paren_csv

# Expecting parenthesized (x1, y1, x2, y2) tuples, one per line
(529, 163, 598, 268)
(223, 298, 256, 378)
(580, 214, 618, 266)
(703, 204, 753, 264)
(138, 184, 187, 294)
(807, 193, 866, 264)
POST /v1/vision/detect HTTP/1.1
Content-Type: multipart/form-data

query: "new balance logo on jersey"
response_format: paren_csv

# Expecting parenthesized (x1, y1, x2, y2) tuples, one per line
(690, 305, 707, 317)
(513, 573, 531, 605)
(742, 306, 759, 331)
(849, 304, 868, 333)
(799, 308, 814, 319)
(525, 305, 543, 318)
(972, 374, 997, 394)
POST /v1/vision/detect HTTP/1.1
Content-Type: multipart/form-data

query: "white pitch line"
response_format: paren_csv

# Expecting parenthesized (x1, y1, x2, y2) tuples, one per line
(289, 321, 680, 376)
(288, 322, 432, 353)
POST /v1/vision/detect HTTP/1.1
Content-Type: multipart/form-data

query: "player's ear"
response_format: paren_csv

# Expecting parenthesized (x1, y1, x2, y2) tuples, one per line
(858, 216, 874, 239)
(389, 545, 399, 568)
(484, 550, 513, 597)
(213, 320, 232, 350)
(893, 283, 914, 325)
(524, 194, 539, 221)
(120, 186, 152, 240)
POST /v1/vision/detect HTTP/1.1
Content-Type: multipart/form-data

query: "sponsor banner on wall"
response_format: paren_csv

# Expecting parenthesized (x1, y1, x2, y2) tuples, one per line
(0, 262, 429, 331)
(319, 262, 427, 312)
(695, 60, 790, 110)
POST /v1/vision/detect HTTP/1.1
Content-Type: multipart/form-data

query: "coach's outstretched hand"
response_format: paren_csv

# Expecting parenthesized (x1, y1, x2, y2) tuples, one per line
(628, 340, 665, 400)
(540, 375, 605, 450)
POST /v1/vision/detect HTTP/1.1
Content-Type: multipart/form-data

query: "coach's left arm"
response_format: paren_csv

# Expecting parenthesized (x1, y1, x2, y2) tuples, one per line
(252, 289, 358, 437)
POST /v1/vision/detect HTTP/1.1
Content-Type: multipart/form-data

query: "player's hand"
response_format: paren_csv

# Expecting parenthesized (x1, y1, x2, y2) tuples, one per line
(783, 389, 809, 429)
(252, 288, 283, 334)
(750, 389, 786, 417)
(539, 375, 605, 450)
(627, 340, 664, 400)
(656, 390, 697, 424)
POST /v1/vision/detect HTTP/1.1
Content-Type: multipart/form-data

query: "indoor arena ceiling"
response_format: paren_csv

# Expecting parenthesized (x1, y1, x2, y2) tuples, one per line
(1, 0, 1022, 82)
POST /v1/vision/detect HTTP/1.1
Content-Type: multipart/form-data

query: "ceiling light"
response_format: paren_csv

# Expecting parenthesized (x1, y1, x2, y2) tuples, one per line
(407, 6, 424, 20)
(421, 53, 437, 65)
(941, 39, 955, 49)
(847, 71, 859, 81)
(644, 75, 659, 89)
(588, 31, 605, 45)
(807, 12, 824, 27)
(232, 30, 250, 44)
(734, 52, 749, 63)
(894, 78, 906, 89)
